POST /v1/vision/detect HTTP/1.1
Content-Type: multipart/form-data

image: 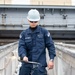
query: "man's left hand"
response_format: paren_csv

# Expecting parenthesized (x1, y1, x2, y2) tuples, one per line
(47, 60, 54, 69)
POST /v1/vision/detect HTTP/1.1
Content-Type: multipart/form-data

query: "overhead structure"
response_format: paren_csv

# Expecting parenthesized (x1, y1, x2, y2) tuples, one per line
(0, 5, 75, 39)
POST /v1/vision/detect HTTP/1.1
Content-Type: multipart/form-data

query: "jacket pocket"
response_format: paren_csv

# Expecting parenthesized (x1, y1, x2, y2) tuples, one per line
(25, 39, 32, 48)
(37, 34, 44, 42)
(36, 35, 45, 48)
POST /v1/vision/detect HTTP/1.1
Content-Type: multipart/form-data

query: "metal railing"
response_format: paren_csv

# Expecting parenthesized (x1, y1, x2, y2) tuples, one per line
(54, 43, 75, 75)
(0, 41, 75, 75)
(0, 42, 18, 75)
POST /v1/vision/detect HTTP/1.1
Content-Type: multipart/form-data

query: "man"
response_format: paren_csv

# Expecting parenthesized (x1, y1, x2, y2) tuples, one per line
(18, 9, 56, 75)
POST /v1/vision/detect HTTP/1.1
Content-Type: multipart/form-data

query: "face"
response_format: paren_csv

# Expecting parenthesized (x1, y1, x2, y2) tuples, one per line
(28, 20, 39, 28)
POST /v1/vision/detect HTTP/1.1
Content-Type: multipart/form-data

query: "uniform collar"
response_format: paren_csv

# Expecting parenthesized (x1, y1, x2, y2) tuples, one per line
(27, 25, 40, 34)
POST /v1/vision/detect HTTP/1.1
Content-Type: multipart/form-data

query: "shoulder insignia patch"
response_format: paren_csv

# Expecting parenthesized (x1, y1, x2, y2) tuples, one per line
(20, 34, 22, 38)
(47, 32, 50, 37)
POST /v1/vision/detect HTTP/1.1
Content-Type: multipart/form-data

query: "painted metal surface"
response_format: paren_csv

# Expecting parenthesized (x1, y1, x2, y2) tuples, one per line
(0, 5, 75, 39)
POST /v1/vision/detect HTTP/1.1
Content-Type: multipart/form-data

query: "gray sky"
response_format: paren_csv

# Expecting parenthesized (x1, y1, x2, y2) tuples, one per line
(72, 0, 75, 5)
(12, 0, 30, 4)
(12, 0, 75, 5)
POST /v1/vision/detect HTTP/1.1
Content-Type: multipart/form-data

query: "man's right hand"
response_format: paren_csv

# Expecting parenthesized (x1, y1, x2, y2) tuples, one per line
(23, 56, 28, 62)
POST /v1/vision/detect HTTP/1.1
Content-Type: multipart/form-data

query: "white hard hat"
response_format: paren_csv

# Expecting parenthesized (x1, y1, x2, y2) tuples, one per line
(27, 9, 40, 21)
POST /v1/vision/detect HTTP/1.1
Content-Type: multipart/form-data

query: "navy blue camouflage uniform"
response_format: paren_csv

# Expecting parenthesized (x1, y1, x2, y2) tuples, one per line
(18, 25, 56, 75)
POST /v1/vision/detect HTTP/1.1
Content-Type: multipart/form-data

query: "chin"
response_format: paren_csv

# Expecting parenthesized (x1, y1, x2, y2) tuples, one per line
(31, 26, 36, 28)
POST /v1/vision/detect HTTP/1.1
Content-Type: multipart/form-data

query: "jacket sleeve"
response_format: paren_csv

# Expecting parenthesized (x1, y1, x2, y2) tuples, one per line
(44, 30, 56, 60)
(18, 31, 27, 59)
